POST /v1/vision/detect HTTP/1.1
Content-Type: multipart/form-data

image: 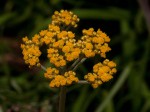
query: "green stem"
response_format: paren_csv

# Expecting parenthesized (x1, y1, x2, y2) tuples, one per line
(69, 57, 80, 70)
(78, 80, 89, 84)
(40, 64, 67, 112)
(59, 86, 67, 112)
(72, 58, 86, 71)
(68, 55, 85, 70)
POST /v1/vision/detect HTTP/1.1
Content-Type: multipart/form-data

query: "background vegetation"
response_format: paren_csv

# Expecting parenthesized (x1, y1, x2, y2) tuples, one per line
(0, 0, 150, 112)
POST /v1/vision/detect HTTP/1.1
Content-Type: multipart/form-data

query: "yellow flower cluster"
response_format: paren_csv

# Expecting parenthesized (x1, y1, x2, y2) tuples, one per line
(21, 37, 41, 67)
(76, 28, 111, 58)
(46, 30, 81, 67)
(52, 10, 79, 27)
(21, 9, 117, 88)
(84, 59, 117, 88)
(44, 67, 78, 87)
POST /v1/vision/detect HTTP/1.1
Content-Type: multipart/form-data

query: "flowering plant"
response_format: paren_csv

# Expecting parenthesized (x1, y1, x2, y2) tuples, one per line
(21, 10, 117, 112)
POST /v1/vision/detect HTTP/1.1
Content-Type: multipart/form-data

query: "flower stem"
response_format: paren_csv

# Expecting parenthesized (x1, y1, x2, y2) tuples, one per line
(59, 86, 67, 112)
(73, 58, 86, 71)
(69, 57, 81, 70)
(78, 80, 89, 84)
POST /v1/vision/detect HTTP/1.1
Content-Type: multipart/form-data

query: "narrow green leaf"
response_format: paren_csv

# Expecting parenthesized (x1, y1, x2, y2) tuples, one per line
(72, 86, 88, 112)
(72, 8, 131, 20)
(10, 6, 32, 26)
(82, 89, 99, 112)
(0, 12, 17, 25)
(10, 79, 22, 93)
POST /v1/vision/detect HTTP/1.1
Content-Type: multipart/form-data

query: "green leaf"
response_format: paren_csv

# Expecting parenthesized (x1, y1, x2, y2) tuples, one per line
(0, 12, 17, 25)
(82, 89, 99, 112)
(10, 79, 22, 93)
(10, 6, 32, 26)
(72, 8, 131, 20)
(72, 86, 88, 112)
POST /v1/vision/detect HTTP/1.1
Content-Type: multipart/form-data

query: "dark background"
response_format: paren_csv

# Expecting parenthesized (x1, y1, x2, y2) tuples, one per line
(0, 0, 150, 112)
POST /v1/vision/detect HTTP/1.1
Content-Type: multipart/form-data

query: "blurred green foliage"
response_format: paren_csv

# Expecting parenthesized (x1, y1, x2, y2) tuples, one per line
(0, 0, 150, 112)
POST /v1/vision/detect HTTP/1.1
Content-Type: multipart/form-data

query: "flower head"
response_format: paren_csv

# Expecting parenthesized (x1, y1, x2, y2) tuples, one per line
(21, 36, 41, 67)
(84, 59, 117, 88)
(52, 10, 79, 28)
(76, 28, 111, 58)
(21, 10, 117, 88)
(44, 68, 79, 87)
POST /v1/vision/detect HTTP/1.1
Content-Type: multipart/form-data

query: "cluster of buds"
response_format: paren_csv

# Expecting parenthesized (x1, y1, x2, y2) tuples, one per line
(21, 10, 117, 88)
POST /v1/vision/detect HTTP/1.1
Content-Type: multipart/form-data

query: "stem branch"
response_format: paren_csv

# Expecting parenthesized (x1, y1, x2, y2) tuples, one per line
(78, 80, 89, 84)
(73, 58, 86, 71)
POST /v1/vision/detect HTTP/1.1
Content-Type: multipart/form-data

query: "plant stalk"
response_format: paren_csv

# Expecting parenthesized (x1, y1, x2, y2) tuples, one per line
(59, 86, 67, 112)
